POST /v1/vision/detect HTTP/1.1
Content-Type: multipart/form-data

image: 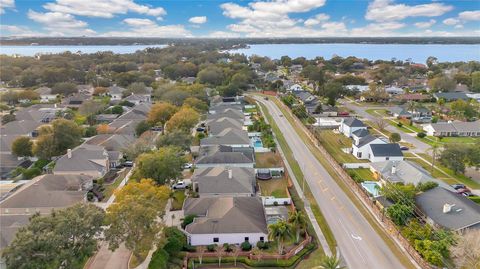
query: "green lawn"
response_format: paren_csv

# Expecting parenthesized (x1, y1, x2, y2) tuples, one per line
(255, 152, 284, 168)
(365, 108, 388, 117)
(363, 120, 392, 137)
(258, 177, 289, 198)
(419, 136, 480, 147)
(103, 169, 129, 199)
(347, 168, 375, 182)
(315, 130, 368, 164)
(171, 190, 187, 211)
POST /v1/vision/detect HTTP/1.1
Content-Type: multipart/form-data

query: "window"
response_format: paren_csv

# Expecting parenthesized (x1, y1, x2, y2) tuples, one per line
(244, 237, 249, 241)
(260, 237, 264, 242)
(213, 238, 219, 243)
(386, 157, 390, 160)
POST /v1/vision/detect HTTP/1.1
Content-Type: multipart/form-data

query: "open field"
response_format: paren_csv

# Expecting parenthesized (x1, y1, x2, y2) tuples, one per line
(255, 152, 283, 168)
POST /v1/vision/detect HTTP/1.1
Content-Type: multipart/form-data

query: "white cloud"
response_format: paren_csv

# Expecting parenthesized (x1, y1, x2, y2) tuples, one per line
(43, 0, 166, 19)
(304, 13, 330, 27)
(0, 0, 15, 14)
(414, 19, 435, 29)
(27, 9, 96, 36)
(207, 31, 241, 38)
(0, 25, 39, 37)
(443, 18, 460, 26)
(350, 21, 405, 36)
(365, 0, 452, 22)
(102, 18, 192, 37)
(189, 16, 207, 24)
(458, 10, 480, 21)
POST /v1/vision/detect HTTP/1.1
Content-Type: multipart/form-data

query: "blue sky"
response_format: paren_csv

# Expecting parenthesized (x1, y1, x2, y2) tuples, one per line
(1, 0, 479, 37)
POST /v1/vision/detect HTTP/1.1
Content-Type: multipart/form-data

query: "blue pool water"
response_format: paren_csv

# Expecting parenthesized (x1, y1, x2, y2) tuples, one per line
(254, 140, 263, 148)
(361, 181, 381, 197)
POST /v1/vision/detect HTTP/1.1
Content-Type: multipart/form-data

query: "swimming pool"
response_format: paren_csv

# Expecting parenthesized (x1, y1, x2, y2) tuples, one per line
(251, 138, 263, 148)
(361, 181, 381, 197)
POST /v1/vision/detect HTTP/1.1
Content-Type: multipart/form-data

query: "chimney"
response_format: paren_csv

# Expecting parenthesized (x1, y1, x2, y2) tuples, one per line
(443, 203, 454, 214)
(67, 149, 72, 159)
(228, 169, 233, 179)
(391, 165, 396, 174)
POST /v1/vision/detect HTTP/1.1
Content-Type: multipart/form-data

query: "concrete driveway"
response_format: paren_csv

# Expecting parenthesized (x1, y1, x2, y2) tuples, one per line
(254, 96, 411, 269)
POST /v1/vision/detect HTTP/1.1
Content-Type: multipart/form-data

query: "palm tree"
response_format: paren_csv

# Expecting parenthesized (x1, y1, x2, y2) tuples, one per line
(196, 245, 206, 264)
(428, 144, 440, 173)
(315, 255, 345, 269)
(268, 220, 292, 255)
(216, 244, 224, 267)
(232, 245, 241, 266)
(288, 211, 307, 243)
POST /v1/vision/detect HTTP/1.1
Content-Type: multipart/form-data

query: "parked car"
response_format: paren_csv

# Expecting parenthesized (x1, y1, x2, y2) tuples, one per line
(264, 97, 269, 100)
(462, 192, 474, 197)
(338, 111, 350, 116)
(451, 184, 466, 190)
(172, 180, 191, 189)
(196, 127, 205, 132)
(151, 126, 163, 132)
(456, 188, 471, 194)
(183, 163, 193, 169)
(400, 146, 409, 151)
(123, 161, 134, 167)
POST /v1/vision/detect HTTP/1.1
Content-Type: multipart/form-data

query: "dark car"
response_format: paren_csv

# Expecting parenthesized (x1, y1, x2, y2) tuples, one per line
(451, 184, 466, 190)
(400, 146, 409, 151)
(196, 127, 205, 132)
(264, 97, 269, 100)
(462, 192, 475, 197)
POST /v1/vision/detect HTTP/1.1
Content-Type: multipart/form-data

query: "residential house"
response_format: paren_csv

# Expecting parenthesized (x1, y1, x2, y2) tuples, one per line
(85, 134, 135, 168)
(339, 117, 367, 138)
(206, 117, 244, 136)
(77, 85, 94, 95)
(200, 128, 250, 148)
(192, 167, 256, 197)
(183, 196, 268, 246)
(63, 93, 89, 109)
(195, 145, 255, 168)
(288, 84, 303, 92)
(293, 91, 316, 105)
(95, 114, 119, 123)
(415, 187, 480, 231)
(370, 160, 450, 188)
(352, 134, 386, 159)
(108, 86, 126, 101)
(345, 85, 369, 93)
(264, 72, 280, 82)
(433, 92, 469, 102)
(15, 104, 64, 123)
(367, 143, 404, 162)
(208, 107, 244, 121)
(108, 103, 151, 135)
(0, 174, 92, 250)
(351, 129, 370, 144)
(389, 106, 432, 122)
(385, 86, 404, 95)
(393, 94, 431, 103)
(35, 87, 57, 103)
(123, 93, 151, 105)
(423, 121, 480, 137)
(53, 144, 109, 178)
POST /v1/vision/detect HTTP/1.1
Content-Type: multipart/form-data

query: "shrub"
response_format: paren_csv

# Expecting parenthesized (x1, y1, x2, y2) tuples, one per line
(33, 159, 50, 169)
(148, 249, 169, 269)
(181, 214, 196, 229)
(256, 241, 268, 250)
(84, 126, 97, 137)
(22, 167, 42, 179)
(397, 122, 403, 127)
(207, 244, 216, 252)
(164, 237, 183, 256)
(273, 201, 279, 206)
(87, 192, 95, 201)
(223, 243, 232, 252)
(417, 132, 426, 138)
(240, 241, 252, 251)
(416, 181, 438, 192)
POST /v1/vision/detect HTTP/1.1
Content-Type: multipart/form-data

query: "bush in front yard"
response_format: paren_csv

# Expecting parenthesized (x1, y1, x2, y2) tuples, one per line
(207, 244, 216, 252)
(148, 249, 169, 269)
(241, 241, 252, 251)
(417, 132, 426, 138)
(181, 214, 196, 229)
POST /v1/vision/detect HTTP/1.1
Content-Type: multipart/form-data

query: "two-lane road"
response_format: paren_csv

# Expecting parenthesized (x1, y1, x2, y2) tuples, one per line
(254, 96, 410, 269)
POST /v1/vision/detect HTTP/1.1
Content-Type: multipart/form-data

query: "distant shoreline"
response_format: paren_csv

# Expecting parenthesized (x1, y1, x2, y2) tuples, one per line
(1, 36, 480, 46)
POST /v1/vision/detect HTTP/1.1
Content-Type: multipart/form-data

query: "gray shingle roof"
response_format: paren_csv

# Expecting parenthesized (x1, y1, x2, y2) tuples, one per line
(183, 196, 268, 234)
(206, 117, 244, 135)
(356, 135, 382, 148)
(192, 167, 255, 196)
(0, 120, 42, 135)
(369, 143, 403, 157)
(343, 117, 366, 127)
(200, 128, 250, 146)
(196, 146, 254, 165)
(53, 144, 108, 174)
(434, 92, 469, 101)
(207, 108, 244, 121)
(415, 187, 480, 231)
(86, 134, 135, 151)
(352, 128, 369, 138)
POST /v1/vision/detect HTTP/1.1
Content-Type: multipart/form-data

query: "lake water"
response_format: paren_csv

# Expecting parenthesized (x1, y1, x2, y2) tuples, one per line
(0, 44, 167, 56)
(233, 43, 480, 63)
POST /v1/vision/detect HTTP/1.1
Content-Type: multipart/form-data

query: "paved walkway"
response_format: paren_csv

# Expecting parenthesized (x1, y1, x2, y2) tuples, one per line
(86, 243, 130, 269)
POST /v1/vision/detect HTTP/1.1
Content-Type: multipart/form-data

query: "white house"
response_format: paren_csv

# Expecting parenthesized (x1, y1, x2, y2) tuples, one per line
(183, 197, 268, 246)
(345, 85, 369, 93)
(385, 86, 404, 95)
(339, 118, 367, 138)
(289, 84, 303, 92)
(423, 121, 480, 137)
(35, 87, 57, 103)
(108, 86, 126, 101)
(352, 135, 386, 159)
(367, 143, 404, 162)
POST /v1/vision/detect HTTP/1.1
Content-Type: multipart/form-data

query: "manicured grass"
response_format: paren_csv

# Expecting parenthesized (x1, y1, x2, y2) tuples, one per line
(347, 168, 375, 182)
(171, 190, 187, 211)
(419, 136, 480, 147)
(258, 177, 289, 198)
(255, 152, 284, 168)
(257, 100, 337, 254)
(103, 169, 129, 199)
(363, 120, 392, 137)
(266, 95, 417, 269)
(365, 108, 388, 117)
(387, 119, 415, 133)
(129, 251, 148, 268)
(315, 130, 368, 164)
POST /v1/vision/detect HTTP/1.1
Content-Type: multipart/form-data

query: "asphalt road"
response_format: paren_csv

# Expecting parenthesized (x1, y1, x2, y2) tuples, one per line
(341, 100, 431, 153)
(255, 96, 409, 269)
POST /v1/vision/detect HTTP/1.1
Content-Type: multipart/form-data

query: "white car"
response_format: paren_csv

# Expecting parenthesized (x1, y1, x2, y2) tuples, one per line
(172, 180, 191, 189)
(183, 163, 193, 169)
